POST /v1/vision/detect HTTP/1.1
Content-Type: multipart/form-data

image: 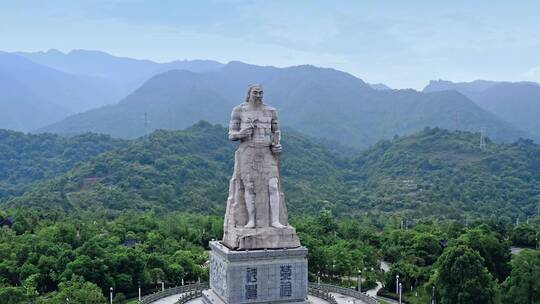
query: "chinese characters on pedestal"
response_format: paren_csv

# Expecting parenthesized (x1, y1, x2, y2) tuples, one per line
(245, 267, 258, 300)
(280, 265, 292, 297)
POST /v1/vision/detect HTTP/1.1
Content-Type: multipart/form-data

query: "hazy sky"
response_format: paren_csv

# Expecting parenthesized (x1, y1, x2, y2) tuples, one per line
(1, 0, 540, 89)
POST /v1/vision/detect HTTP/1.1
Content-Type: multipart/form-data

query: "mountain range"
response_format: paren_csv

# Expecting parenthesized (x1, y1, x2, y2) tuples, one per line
(16, 49, 223, 97)
(0, 50, 223, 131)
(0, 51, 123, 131)
(2, 49, 539, 148)
(424, 80, 540, 142)
(37, 60, 527, 149)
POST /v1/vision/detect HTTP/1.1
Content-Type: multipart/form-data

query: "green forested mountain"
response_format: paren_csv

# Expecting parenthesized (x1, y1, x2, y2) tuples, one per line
(0, 130, 124, 199)
(349, 128, 540, 220)
(4, 122, 348, 216)
(5, 123, 540, 222)
(1, 123, 539, 304)
(40, 62, 526, 149)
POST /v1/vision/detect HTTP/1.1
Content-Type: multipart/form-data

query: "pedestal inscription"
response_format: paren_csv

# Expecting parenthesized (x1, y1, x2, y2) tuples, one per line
(204, 241, 308, 304)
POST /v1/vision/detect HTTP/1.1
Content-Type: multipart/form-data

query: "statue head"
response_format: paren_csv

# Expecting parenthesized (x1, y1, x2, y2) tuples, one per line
(246, 84, 263, 103)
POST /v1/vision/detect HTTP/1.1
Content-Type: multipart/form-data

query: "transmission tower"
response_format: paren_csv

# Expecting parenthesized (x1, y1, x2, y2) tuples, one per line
(168, 107, 173, 130)
(144, 112, 148, 135)
(480, 129, 486, 150)
(142, 112, 151, 136)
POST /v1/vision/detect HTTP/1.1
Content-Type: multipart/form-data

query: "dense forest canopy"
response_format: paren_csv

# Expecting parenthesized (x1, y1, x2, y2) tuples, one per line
(0, 123, 539, 303)
(2, 122, 539, 222)
(0, 130, 124, 199)
(0, 206, 538, 303)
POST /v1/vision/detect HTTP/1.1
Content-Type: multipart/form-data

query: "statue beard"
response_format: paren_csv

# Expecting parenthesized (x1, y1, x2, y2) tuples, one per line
(249, 97, 263, 104)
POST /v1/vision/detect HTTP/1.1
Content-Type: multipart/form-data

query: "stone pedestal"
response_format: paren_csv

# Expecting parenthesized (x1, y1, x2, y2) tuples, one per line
(223, 226, 301, 250)
(204, 241, 308, 304)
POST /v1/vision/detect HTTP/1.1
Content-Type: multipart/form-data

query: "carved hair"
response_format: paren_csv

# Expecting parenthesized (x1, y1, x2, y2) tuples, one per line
(245, 84, 263, 103)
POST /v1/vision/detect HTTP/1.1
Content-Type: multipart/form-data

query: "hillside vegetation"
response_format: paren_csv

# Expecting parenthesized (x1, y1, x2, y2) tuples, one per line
(0, 130, 123, 199)
(3, 123, 539, 222)
(350, 128, 540, 220)
(1, 123, 539, 304)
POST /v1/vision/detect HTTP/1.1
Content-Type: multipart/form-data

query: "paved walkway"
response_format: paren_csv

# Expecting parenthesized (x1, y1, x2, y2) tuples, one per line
(151, 293, 183, 304)
(150, 293, 371, 304)
(365, 260, 391, 300)
(330, 292, 371, 304)
(366, 282, 382, 298)
(511, 246, 526, 255)
(380, 261, 390, 273)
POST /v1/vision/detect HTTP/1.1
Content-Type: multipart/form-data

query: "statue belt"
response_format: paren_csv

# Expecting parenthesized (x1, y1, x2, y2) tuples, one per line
(243, 142, 272, 148)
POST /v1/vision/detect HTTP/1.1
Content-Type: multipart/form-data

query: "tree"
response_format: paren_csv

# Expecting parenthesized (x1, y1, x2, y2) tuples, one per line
(501, 249, 540, 304)
(412, 232, 442, 266)
(317, 208, 338, 234)
(456, 226, 511, 282)
(511, 225, 539, 247)
(0, 286, 28, 303)
(37, 276, 106, 304)
(433, 244, 498, 304)
(384, 261, 422, 292)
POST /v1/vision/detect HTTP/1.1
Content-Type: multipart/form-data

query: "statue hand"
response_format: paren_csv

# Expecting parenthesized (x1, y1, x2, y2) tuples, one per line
(272, 144, 282, 154)
(238, 127, 253, 138)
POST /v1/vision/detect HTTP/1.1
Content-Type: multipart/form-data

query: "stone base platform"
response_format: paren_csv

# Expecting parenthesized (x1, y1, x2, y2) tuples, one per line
(223, 226, 301, 250)
(202, 289, 308, 304)
(207, 241, 308, 304)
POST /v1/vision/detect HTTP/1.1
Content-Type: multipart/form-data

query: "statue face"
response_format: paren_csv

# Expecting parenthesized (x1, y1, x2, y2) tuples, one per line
(249, 86, 263, 103)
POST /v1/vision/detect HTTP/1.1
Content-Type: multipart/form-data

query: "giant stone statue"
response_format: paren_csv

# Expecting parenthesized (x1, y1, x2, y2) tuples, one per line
(223, 84, 301, 250)
(204, 85, 308, 304)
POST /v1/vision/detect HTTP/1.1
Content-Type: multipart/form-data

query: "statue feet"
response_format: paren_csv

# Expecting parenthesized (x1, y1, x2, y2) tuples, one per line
(271, 221, 286, 229)
(244, 220, 256, 229)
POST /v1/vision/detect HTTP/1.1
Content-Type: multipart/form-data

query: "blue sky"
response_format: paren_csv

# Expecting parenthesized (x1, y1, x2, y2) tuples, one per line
(1, 0, 540, 89)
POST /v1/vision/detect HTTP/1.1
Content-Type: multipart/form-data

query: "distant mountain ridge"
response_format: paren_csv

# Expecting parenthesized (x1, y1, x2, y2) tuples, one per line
(0, 52, 127, 131)
(369, 83, 392, 90)
(0, 69, 67, 131)
(1, 49, 225, 131)
(424, 80, 540, 141)
(2, 49, 535, 146)
(41, 61, 527, 149)
(16, 49, 224, 95)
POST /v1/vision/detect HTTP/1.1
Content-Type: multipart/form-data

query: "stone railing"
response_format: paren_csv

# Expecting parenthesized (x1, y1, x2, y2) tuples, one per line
(309, 282, 380, 304)
(308, 285, 338, 304)
(142, 281, 378, 304)
(175, 289, 204, 304)
(140, 283, 208, 304)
